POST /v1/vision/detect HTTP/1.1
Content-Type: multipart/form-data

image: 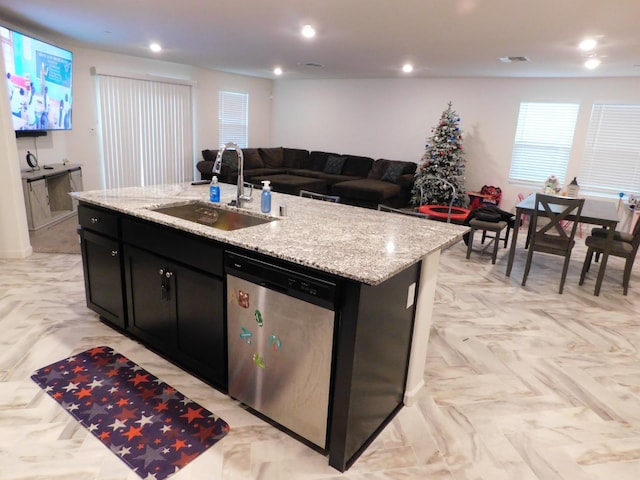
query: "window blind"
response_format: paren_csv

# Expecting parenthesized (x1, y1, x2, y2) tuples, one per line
(579, 104, 640, 195)
(218, 91, 248, 147)
(96, 74, 193, 189)
(509, 102, 580, 185)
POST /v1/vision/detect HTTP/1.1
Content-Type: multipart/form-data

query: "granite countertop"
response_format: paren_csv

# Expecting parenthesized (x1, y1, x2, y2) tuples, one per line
(73, 182, 468, 285)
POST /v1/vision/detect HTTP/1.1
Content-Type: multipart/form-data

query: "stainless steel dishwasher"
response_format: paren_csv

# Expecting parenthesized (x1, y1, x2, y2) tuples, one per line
(225, 252, 336, 449)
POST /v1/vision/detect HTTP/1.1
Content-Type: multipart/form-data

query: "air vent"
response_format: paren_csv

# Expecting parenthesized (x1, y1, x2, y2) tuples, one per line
(499, 56, 530, 63)
(297, 62, 324, 68)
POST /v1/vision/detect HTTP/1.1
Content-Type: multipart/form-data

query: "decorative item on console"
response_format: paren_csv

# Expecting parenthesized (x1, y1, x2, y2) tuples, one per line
(567, 177, 580, 197)
(542, 175, 562, 195)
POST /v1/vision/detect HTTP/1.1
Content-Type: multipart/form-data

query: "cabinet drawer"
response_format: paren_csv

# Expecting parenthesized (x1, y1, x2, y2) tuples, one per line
(122, 217, 223, 277)
(78, 204, 119, 238)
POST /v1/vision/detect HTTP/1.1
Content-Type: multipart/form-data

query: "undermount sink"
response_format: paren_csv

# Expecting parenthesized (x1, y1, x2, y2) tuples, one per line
(150, 201, 274, 231)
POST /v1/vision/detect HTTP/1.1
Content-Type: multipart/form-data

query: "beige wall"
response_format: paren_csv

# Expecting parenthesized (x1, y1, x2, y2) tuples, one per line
(271, 77, 640, 211)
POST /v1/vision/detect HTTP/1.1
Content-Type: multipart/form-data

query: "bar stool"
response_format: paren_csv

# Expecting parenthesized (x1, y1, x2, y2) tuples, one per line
(466, 218, 508, 264)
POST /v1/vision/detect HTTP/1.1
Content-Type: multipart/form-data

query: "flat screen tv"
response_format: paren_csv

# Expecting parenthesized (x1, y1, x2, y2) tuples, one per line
(1, 25, 73, 134)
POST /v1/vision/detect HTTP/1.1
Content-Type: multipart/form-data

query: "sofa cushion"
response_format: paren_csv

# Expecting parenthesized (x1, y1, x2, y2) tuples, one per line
(285, 169, 359, 185)
(323, 155, 347, 174)
(369, 159, 417, 181)
(201, 149, 217, 163)
(319, 173, 363, 186)
(242, 168, 287, 180)
(381, 162, 407, 182)
(248, 174, 327, 195)
(368, 159, 388, 180)
(243, 148, 264, 169)
(283, 148, 309, 168)
(309, 151, 339, 171)
(201, 148, 244, 171)
(342, 155, 374, 177)
(259, 147, 285, 168)
(331, 178, 402, 202)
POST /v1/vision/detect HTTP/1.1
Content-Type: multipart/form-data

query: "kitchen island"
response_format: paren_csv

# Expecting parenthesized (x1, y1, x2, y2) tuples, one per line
(73, 182, 467, 471)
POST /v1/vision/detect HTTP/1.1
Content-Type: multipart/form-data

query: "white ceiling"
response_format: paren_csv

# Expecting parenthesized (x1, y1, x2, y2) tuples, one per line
(1, 0, 639, 79)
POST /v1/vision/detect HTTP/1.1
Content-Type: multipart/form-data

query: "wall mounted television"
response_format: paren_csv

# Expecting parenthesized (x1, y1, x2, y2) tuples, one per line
(1, 25, 73, 136)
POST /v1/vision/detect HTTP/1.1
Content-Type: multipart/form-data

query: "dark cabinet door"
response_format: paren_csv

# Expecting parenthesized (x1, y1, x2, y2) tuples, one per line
(80, 229, 126, 329)
(176, 268, 226, 390)
(124, 246, 178, 352)
(124, 244, 226, 389)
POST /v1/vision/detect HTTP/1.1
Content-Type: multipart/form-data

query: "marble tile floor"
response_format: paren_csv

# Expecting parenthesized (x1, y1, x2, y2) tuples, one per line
(1, 233, 639, 480)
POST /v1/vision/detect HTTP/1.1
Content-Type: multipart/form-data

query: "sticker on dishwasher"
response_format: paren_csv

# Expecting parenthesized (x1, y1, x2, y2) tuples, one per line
(240, 327, 253, 344)
(238, 290, 250, 308)
(253, 353, 266, 369)
(269, 335, 281, 352)
(254, 309, 263, 327)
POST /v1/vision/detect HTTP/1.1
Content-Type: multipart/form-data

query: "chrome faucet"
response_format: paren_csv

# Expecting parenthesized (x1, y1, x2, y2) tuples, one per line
(212, 142, 253, 208)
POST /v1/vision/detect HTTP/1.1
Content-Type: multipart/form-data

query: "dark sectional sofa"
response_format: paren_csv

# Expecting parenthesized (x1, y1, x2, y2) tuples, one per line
(196, 147, 417, 209)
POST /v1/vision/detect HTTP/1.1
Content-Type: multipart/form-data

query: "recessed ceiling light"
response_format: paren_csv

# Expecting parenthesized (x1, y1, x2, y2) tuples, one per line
(579, 38, 597, 51)
(273, 67, 283, 76)
(301, 25, 316, 39)
(584, 58, 601, 69)
(149, 43, 162, 53)
(402, 63, 414, 73)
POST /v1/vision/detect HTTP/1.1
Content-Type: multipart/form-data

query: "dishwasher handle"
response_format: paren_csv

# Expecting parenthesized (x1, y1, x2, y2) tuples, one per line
(257, 279, 289, 295)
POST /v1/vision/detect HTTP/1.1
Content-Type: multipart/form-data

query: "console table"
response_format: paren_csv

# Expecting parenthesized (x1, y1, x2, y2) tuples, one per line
(21, 164, 83, 231)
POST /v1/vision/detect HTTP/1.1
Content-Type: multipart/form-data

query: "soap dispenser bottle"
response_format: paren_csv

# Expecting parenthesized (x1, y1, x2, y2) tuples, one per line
(209, 176, 220, 203)
(261, 180, 271, 213)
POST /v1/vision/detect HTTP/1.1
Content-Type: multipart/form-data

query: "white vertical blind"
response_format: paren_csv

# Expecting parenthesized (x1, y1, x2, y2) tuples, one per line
(96, 74, 193, 188)
(580, 104, 640, 195)
(218, 91, 248, 147)
(509, 102, 580, 185)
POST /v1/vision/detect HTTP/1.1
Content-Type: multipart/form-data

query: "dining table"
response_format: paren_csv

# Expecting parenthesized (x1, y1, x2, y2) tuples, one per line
(505, 194, 620, 295)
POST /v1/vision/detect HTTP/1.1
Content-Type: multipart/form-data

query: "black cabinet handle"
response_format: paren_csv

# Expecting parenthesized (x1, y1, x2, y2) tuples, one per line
(160, 267, 173, 300)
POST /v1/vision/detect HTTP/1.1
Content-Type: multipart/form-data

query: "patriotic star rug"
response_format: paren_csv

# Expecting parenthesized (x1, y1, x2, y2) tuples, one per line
(31, 346, 230, 480)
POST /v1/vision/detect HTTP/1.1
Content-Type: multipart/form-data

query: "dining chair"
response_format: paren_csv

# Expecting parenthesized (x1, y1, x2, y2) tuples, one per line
(521, 194, 585, 294)
(466, 217, 508, 264)
(377, 204, 429, 218)
(299, 190, 340, 202)
(589, 225, 634, 262)
(579, 217, 640, 295)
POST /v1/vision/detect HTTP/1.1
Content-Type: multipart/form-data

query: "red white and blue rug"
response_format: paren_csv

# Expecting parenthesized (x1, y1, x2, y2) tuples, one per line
(31, 346, 230, 480)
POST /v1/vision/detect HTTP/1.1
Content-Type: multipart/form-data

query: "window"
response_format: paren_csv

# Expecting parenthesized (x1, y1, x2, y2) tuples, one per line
(580, 104, 640, 195)
(218, 91, 248, 147)
(96, 73, 194, 189)
(509, 102, 580, 185)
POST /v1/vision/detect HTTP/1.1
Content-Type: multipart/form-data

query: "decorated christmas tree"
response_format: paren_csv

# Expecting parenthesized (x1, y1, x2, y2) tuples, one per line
(411, 102, 467, 207)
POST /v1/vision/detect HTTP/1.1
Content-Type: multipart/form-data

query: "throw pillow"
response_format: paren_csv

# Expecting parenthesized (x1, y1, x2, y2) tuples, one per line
(381, 162, 406, 182)
(368, 159, 388, 179)
(324, 155, 346, 174)
(202, 149, 218, 162)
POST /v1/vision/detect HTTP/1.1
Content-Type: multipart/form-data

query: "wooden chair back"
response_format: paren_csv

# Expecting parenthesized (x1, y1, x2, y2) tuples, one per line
(531, 194, 584, 249)
(522, 194, 585, 293)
